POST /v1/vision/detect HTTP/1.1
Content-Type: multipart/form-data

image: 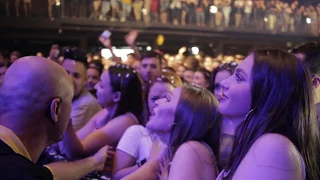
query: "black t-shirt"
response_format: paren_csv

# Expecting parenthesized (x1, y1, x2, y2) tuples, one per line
(0, 140, 53, 180)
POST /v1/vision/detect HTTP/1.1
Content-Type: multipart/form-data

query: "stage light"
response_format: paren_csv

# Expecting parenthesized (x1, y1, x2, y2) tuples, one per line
(146, 46, 152, 51)
(142, 8, 148, 15)
(306, 18, 311, 24)
(55, 0, 60, 6)
(101, 48, 134, 59)
(191, 47, 199, 55)
(210, 6, 217, 14)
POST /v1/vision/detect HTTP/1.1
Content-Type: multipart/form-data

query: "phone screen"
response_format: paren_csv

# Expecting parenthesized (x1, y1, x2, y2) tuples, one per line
(101, 30, 111, 39)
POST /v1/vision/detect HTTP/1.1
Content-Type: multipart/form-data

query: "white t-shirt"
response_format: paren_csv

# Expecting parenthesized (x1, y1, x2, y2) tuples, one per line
(117, 125, 154, 162)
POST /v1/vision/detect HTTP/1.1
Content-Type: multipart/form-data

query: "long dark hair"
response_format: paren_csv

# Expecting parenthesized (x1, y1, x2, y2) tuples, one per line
(169, 85, 221, 161)
(108, 64, 143, 124)
(224, 49, 320, 180)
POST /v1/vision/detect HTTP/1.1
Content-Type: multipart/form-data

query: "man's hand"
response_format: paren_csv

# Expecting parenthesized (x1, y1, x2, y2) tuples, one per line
(93, 145, 114, 172)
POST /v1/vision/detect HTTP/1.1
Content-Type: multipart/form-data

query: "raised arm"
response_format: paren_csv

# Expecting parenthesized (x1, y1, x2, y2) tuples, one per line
(125, 30, 141, 61)
(99, 36, 122, 64)
(113, 150, 139, 180)
(47, 145, 110, 180)
(60, 120, 84, 159)
(61, 114, 136, 159)
(76, 109, 108, 140)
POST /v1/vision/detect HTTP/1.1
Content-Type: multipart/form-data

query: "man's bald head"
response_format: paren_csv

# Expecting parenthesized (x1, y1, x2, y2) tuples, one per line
(0, 56, 74, 118)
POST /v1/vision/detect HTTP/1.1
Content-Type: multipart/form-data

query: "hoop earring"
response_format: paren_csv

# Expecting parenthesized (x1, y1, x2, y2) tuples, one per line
(168, 123, 177, 127)
(244, 108, 255, 121)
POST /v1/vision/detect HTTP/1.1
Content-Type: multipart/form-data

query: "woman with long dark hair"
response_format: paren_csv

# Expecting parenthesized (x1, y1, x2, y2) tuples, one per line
(60, 64, 144, 159)
(217, 49, 320, 180)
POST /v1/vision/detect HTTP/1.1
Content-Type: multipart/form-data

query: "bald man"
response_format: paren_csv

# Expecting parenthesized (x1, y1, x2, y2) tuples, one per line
(0, 56, 110, 180)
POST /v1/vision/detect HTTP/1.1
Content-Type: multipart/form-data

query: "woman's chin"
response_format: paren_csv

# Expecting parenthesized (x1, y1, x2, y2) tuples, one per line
(146, 117, 157, 131)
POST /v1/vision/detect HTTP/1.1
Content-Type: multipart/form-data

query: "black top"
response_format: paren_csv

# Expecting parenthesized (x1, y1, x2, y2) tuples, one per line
(0, 140, 53, 180)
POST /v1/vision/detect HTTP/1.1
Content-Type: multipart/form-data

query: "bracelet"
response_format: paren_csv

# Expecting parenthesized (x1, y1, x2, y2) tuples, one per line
(137, 158, 147, 167)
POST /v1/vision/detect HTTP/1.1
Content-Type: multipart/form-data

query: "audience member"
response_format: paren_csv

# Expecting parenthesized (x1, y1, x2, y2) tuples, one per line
(123, 85, 221, 180)
(61, 47, 102, 131)
(86, 60, 104, 97)
(61, 64, 144, 159)
(9, 51, 21, 64)
(0, 56, 110, 180)
(140, 51, 162, 91)
(113, 71, 182, 180)
(217, 49, 320, 180)
(182, 68, 194, 84)
(193, 67, 211, 89)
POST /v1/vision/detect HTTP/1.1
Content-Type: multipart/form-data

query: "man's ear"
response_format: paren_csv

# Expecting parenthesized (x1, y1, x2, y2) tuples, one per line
(49, 97, 62, 124)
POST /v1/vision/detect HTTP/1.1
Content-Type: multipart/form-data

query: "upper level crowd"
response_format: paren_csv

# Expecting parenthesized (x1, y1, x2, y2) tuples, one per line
(2, 0, 320, 35)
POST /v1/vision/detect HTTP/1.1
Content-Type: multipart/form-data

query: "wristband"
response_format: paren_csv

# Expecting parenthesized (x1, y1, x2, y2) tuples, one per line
(137, 158, 147, 167)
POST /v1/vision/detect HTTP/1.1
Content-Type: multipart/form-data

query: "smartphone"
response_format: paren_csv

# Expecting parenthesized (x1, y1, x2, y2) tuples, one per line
(100, 30, 112, 39)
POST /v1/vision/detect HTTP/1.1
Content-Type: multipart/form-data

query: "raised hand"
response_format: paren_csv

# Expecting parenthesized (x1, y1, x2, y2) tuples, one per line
(125, 30, 139, 46)
(99, 36, 112, 49)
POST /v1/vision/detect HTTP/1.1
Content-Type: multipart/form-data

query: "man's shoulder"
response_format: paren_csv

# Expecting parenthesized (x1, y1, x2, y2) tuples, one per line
(0, 141, 53, 180)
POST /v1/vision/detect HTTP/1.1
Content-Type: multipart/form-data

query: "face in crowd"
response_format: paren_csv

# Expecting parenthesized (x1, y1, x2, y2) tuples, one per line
(62, 59, 87, 99)
(86, 67, 100, 92)
(141, 57, 161, 83)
